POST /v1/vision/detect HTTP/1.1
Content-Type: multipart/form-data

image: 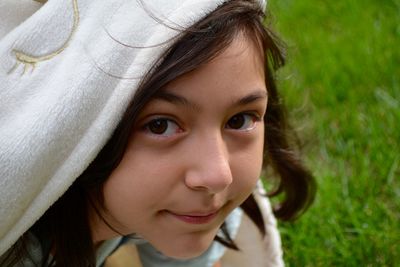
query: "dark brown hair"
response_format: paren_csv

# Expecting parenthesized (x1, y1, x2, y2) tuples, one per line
(1, 1, 315, 266)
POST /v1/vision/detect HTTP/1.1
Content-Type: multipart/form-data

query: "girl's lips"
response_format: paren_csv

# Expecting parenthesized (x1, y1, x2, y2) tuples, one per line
(167, 210, 219, 224)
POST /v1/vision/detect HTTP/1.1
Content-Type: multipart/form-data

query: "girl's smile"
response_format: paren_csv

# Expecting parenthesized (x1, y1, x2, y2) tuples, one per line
(163, 209, 220, 225)
(91, 33, 267, 259)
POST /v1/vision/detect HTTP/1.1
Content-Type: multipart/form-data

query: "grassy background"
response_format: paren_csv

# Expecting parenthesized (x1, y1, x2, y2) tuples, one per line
(266, 0, 400, 266)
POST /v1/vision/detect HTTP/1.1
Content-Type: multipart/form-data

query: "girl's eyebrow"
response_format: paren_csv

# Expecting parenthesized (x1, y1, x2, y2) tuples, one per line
(153, 89, 267, 111)
(237, 90, 268, 106)
(154, 91, 198, 110)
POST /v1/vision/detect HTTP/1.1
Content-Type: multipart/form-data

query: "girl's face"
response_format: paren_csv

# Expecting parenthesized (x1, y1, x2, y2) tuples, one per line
(93, 35, 267, 259)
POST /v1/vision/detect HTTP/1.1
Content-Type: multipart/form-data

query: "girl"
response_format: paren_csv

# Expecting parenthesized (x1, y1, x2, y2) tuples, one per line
(0, 0, 315, 266)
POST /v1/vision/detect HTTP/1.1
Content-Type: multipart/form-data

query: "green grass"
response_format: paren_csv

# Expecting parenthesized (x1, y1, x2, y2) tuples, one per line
(266, 0, 400, 265)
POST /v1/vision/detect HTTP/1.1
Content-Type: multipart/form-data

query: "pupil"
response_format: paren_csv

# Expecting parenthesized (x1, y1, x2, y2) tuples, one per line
(229, 115, 244, 129)
(149, 119, 167, 134)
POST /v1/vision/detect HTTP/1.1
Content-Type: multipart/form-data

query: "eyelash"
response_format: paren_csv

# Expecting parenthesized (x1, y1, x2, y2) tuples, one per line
(142, 112, 261, 138)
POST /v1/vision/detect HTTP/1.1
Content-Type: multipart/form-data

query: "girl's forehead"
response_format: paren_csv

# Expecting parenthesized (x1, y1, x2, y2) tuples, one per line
(177, 35, 265, 80)
(211, 33, 266, 64)
(152, 39, 266, 104)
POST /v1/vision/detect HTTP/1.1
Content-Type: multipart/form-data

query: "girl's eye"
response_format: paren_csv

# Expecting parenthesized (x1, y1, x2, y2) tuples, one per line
(226, 113, 259, 131)
(144, 118, 181, 137)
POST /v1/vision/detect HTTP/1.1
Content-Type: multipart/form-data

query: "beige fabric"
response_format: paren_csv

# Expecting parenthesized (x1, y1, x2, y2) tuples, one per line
(221, 185, 284, 267)
(104, 244, 143, 267)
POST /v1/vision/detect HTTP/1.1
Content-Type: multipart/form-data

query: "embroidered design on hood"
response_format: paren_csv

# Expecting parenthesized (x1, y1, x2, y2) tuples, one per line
(9, 0, 79, 74)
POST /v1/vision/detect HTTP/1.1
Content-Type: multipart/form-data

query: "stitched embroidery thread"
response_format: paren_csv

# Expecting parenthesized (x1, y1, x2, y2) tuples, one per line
(9, 0, 79, 74)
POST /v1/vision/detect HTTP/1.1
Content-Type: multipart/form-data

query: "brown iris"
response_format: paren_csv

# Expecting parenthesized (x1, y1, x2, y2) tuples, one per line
(227, 114, 246, 129)
(148, 119, 168, 134)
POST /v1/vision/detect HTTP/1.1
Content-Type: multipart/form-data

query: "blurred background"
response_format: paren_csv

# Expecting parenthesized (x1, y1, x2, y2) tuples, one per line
(267, 0, 400, 265)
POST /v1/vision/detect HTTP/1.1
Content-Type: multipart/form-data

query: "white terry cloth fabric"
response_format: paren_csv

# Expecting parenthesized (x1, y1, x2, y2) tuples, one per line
(0, 0, 274, 260)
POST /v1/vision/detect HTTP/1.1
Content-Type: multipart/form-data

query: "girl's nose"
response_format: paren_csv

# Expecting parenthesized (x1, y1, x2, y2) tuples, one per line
(184, 134, 233, 194)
